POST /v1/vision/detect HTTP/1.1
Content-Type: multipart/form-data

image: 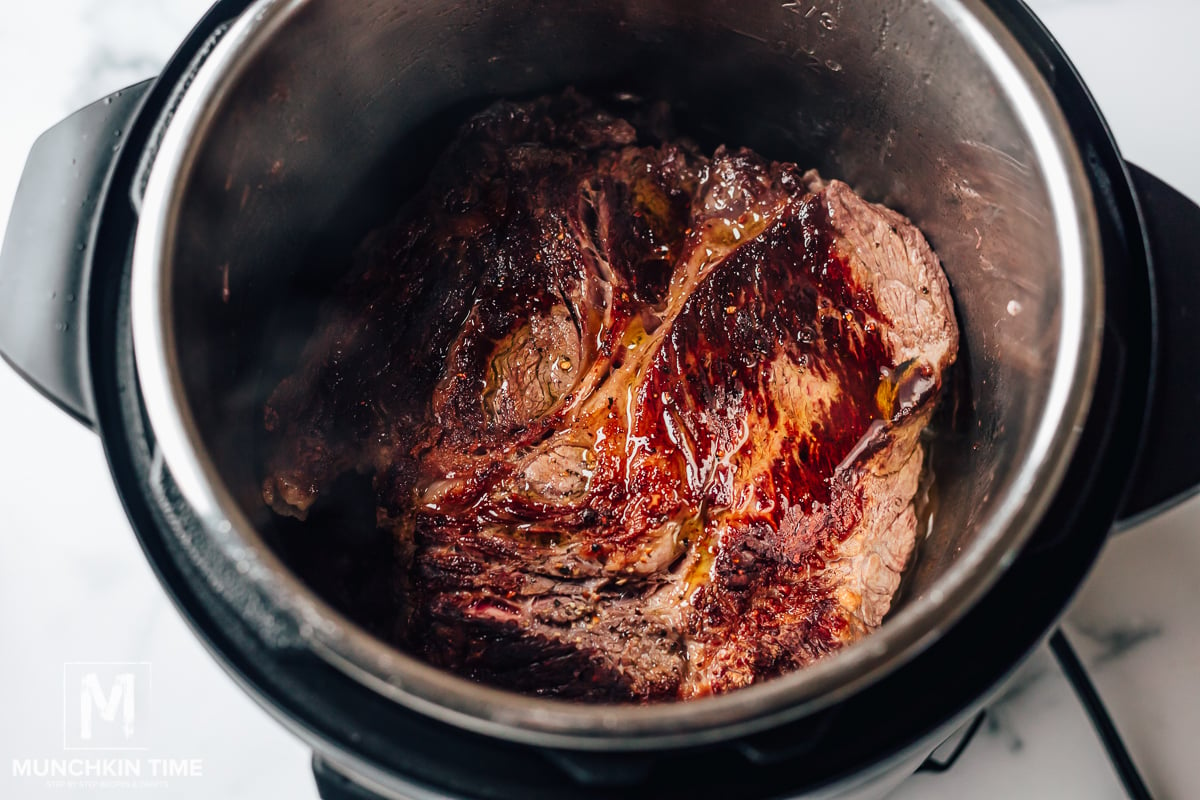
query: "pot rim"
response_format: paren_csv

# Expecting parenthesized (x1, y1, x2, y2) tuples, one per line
(129, 0, 1103, 750)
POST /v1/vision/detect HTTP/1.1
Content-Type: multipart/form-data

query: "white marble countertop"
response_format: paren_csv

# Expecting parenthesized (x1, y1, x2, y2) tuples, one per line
(0, 1, 1196, 798)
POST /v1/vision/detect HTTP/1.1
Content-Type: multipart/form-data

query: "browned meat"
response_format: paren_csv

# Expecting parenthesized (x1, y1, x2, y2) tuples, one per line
(261, 90, 958, 701)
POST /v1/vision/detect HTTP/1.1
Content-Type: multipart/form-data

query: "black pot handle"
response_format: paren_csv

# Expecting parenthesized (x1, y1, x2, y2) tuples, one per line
(0, 80, 153, 430)
(1114, 163, 1200, 529)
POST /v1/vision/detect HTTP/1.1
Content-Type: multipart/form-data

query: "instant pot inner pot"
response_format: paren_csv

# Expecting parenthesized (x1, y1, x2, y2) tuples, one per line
(163, 0, 1078, 701)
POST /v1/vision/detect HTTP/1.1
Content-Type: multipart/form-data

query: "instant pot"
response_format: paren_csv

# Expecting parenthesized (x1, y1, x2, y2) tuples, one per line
(2, 0, 1198, 797)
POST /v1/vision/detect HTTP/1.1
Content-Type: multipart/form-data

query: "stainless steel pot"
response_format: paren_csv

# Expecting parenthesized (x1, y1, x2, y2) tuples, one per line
(2, 0, 1199, 793)
(131, 0, 1100, 747)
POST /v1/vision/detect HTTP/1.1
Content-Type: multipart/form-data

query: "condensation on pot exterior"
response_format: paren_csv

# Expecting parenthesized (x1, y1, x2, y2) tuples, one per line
(127, 0, 1102, 748)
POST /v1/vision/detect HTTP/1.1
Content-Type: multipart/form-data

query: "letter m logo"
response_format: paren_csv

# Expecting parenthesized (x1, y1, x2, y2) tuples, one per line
(80, 672, 136, 740)
(63, 663, 151, 750)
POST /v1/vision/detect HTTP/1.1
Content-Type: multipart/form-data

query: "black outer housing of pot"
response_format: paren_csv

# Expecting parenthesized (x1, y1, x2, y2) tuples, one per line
(1, 1, 1199, 798)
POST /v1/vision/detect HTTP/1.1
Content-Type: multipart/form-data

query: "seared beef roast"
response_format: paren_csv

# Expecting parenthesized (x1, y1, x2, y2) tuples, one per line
(262, 90, 958, 701)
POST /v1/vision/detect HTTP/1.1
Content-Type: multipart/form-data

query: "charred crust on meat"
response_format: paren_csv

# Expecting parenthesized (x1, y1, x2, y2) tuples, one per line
(261, 90, 958, 702)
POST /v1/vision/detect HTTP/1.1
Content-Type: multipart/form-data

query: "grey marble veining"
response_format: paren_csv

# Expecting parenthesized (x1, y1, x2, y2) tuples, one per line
(1071, 621, 1165, 667)
(0, 1, 1198, 798)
